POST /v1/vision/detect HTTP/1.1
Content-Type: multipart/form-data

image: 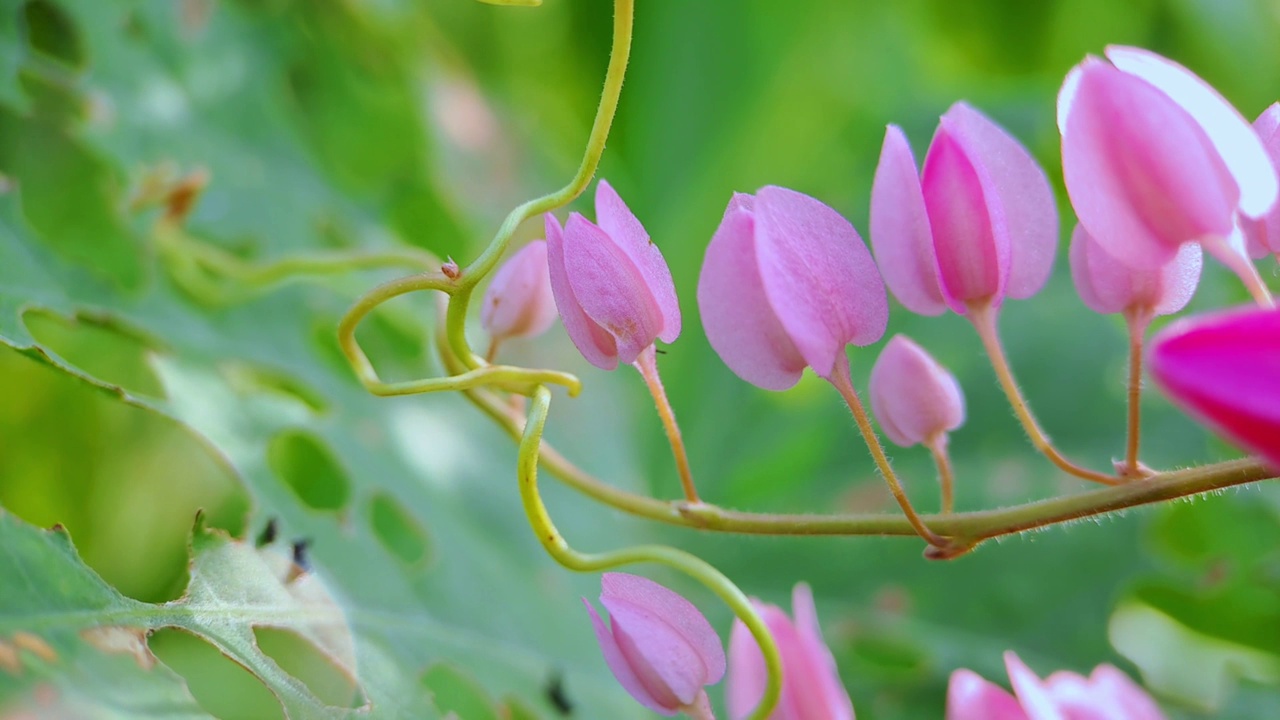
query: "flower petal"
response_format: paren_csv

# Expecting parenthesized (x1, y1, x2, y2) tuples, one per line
(869, 334, 966, 447)
(545, 214, 618, 369)
(870, 125, 947, 316)
(755, 185, 889, 379)
(601, 573, 725, 684)
(698, 194, 807, 391)
(1149, 306, 1280, 470)
(583, 598, 670, 715)
(1069, 225, 1202, 317)
(1061, 61, 1237, 269)
(563, 213, 663, 366)
(943, 102, 1058, 300)
(725, 617, 768, 720)
(1005, 652, 1067, 720)
(481, 240, 558, 342)
(946, 669, 1030, 720)
(922, 122, 1009, 310)
(1244, 104, 1280, 258)
(787, 584, 855, 720)
(594, 180, 682, 343)
(1106, 46, 1278, 219)
(1088, 665, 1166, 720)
(607, 600, 706, 708)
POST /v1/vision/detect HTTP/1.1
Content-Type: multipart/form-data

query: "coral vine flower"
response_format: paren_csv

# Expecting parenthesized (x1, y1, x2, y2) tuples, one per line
(1068, 225, 1202, 319)
(697, 186, 888, 390)
(947, 651, 1166, 720)
(726, 583, 854, 720)
(1244, 103, 1280, 259)
(869, 335, 965, 448)
(583, 573, 725, 718)
(1059, 46, 1277, 303)
(869, 101, 1059, 317)
(480, 240, 558, 353)
(546, 180, 681, 371)
(1149, 306, 1280, 471)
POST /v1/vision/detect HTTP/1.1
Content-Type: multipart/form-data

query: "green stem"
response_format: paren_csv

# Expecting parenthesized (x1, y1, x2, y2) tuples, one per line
(519, 386, 782, 720)
(445, 0, 635, 369)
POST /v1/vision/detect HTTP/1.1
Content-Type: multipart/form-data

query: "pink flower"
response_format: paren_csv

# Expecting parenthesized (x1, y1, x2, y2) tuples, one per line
(1059, 47, 1277, 286)
(480, 240, 558, 345)
(947, 651, 1165, 720)
(697, 187, 887, 390)
(1244, 103, 1280, 259)
(1149, 306, 1280, 471)
(869, 102, 1058, 317)
(868, 335, 965, 448)
(1068, 224, 1202, 318)
(583, 573, 726, 717)
(546, 180, 681, 370)
(726, 583, 854, 720)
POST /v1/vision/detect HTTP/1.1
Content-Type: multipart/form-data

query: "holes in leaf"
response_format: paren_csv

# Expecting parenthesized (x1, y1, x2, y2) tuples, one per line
(369, 492, 431, 567)
(22, 308, 166, 399)
(253, 627, 364, 710)
(421, 664, 501, 720)
(149, 629, 285, 720)
(0, 344, 249, 602)
(220, 361, 329, 415)
(267, 430, 351, 512)
(21, 0, 85, 69)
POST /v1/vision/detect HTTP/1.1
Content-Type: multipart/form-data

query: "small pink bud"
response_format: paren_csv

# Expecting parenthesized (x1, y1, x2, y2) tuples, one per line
(870, 102, 1058, 316)
(1149, 306, 1280, 471)
(1068, 224, 1202, 317)
(946, 652, 1166, 720)
(726, 583, 854, 720)
(583, 573, 726, 717)
(480, 240, 557, 344)
(1059, 47, 1277, 272)
(868, 335, 965, 448)
(697, 187, 887, 390)
(546, 180, 681, 370)
(1243, 103, 1280, 258)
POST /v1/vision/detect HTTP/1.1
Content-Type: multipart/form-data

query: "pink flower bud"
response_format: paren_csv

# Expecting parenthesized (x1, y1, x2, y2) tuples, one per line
(546, 180, 681, 370)
(1243, 103, 1280, 259)
(697, 187, 887, 390)
(946, 652, 1166, 720)
(870, 102, 1058, 316)
(583, 573, 726, 717)
(480, 240, 557, 344)
(868, 335, 965, 448)
(1150, 306, 1280, 471)
(1059, 47, 1277, 271)
(1068, 224, 1202, 317)
(726, 583, 854, 720)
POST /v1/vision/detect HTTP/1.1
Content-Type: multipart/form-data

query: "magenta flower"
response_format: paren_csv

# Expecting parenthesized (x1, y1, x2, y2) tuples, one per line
(480, 240, 558, 352)
(869, 102, 1058, 317)
(868, 335, 965, 448)
(1149, 306, 1280, 471)
(726, 583, 854, 720)
(546, 180, 681, 370)
(583, 573, 725, 718)
(1059, 46, 1277, 302)
(1068, 224, 1202, 319)
(697, 186, 888, 391)
(1244, 103, 1280, 259)
(947, 651, 1165, 720)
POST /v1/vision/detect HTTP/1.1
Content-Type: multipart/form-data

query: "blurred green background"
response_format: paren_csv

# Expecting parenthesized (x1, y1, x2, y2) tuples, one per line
(1, 0, 1279, 718)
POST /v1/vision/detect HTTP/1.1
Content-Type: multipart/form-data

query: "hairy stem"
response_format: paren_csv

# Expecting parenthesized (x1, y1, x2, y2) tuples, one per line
(828, 357, 950, 549)
(927, 434, 956, 514)
(969, 302, 1121, 485)
(518, 386, 782, 720)
(635, 346, 700, 503)
(1122, 309, 1152, 477)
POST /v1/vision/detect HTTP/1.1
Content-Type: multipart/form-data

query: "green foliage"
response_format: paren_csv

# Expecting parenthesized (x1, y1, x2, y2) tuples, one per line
(0, 0, 1277, 719)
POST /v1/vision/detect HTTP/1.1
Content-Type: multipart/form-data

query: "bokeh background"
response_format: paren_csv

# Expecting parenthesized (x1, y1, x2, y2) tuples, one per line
(1, 0, 1278, 718)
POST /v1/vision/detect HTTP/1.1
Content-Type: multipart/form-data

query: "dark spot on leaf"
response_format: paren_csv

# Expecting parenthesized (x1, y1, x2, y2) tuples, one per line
(255, 518, 278, 548)
(544, 670, 573, 716)
(291, 538, 312, 572)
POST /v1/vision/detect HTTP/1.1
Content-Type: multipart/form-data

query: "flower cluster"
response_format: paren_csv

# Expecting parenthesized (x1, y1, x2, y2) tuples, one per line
(472, 42, 1280, 720)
